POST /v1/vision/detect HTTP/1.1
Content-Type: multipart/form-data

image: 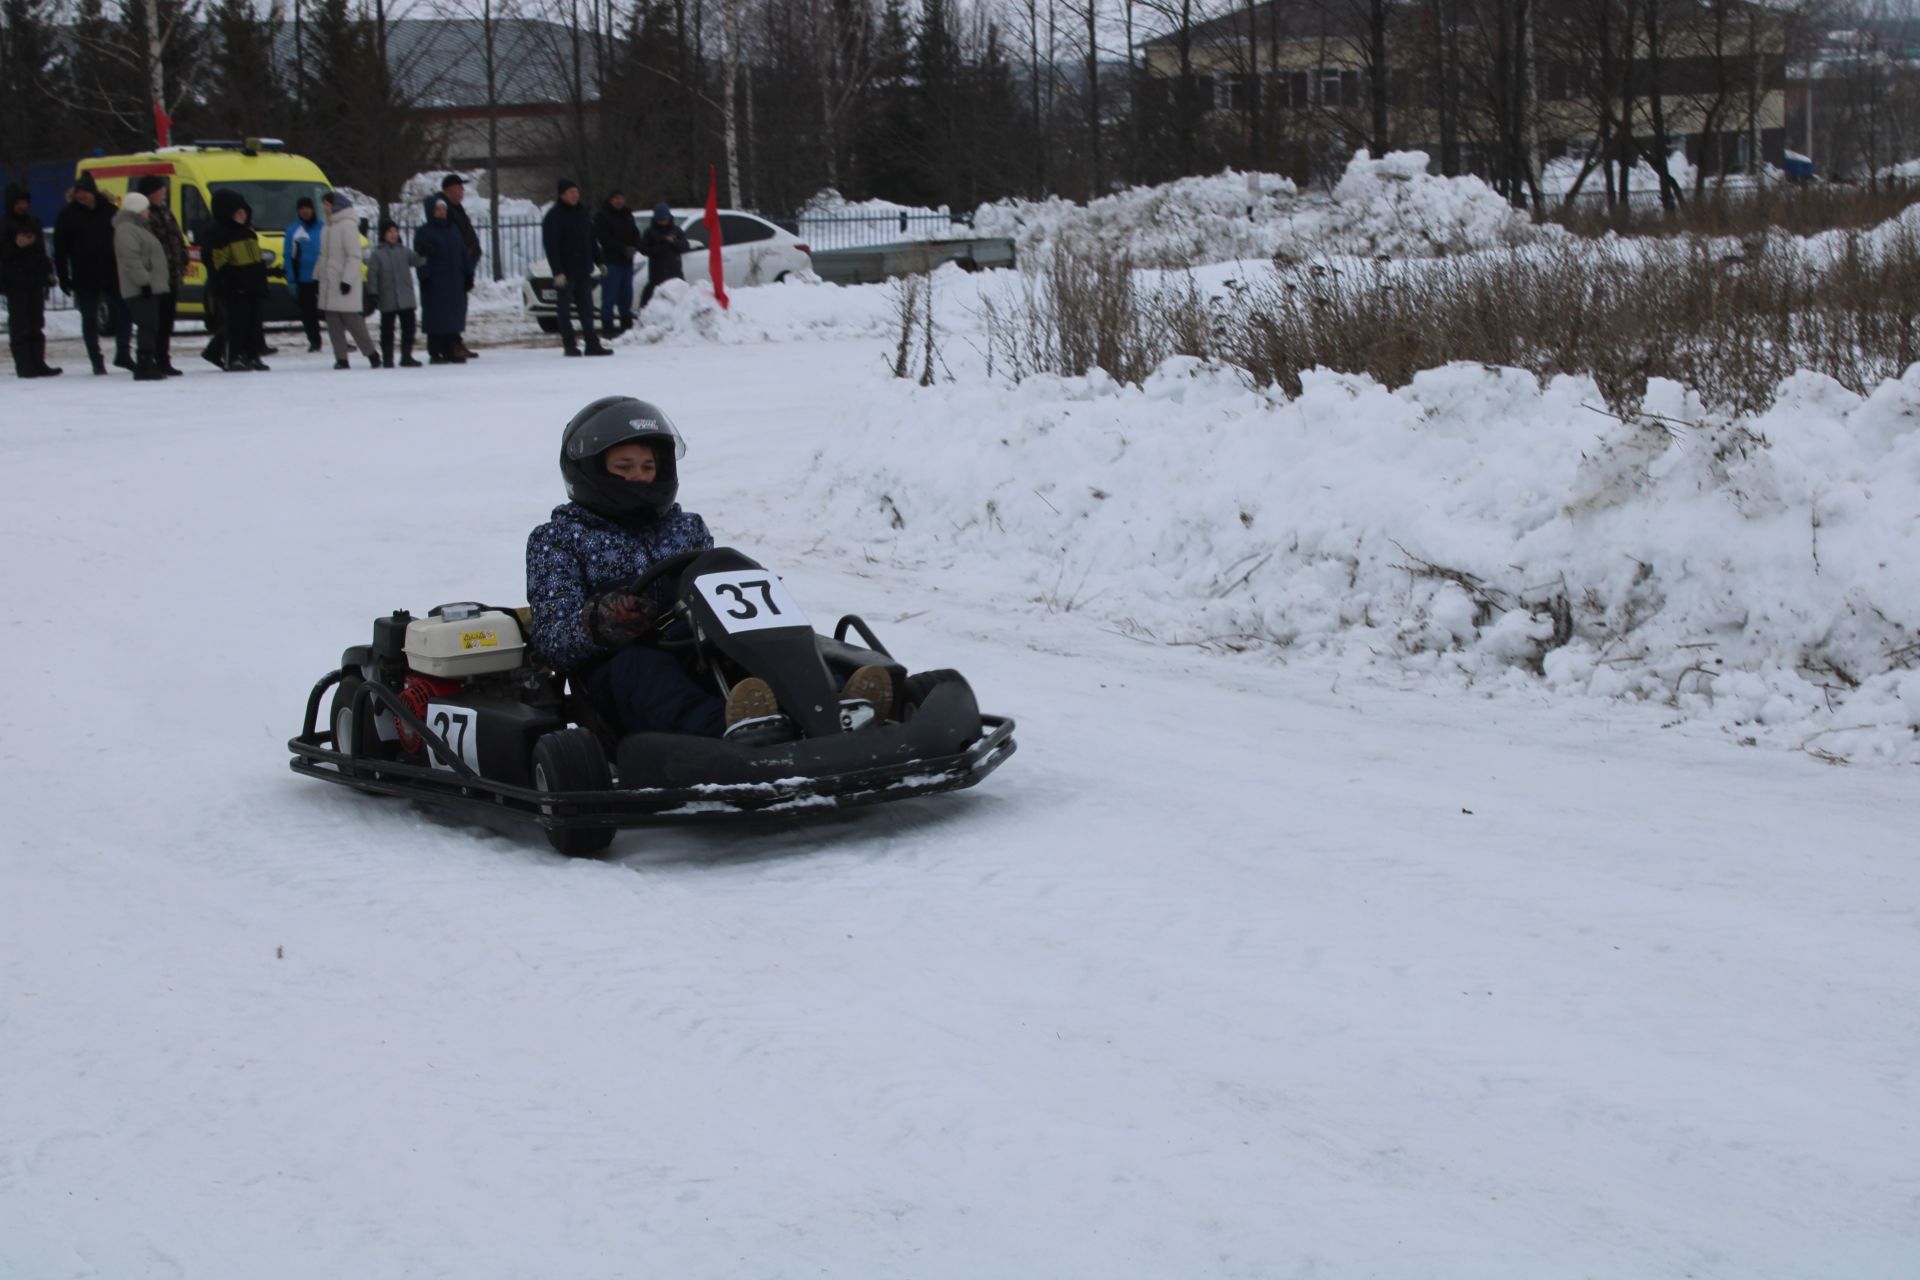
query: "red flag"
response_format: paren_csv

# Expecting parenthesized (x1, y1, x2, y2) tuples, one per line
(153, 101, 172, 148)
(703, 165, 728, 311)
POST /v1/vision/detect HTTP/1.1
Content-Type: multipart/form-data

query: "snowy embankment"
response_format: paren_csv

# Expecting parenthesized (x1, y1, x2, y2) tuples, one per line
(803, 355, 1920, 763)
(972, 151, 1538, 266)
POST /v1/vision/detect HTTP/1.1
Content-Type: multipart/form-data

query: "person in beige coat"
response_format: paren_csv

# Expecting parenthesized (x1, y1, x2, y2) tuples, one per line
(113, 191, 171, 381)
(317, 191, 378, 369)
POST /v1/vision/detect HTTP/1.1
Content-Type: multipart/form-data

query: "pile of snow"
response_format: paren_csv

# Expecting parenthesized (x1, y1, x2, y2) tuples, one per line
(805, 356, 1920, 762)
(972, 154, 1535, 267)
(798, 189, 970, 250)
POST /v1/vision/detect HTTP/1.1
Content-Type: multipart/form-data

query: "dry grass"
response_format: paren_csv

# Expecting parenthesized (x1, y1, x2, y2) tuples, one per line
(1545, 182, 1920, 241)
(982, 217, 1920, 417)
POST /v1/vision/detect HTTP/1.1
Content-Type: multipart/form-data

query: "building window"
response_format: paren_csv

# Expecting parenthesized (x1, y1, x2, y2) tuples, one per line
(1318, 68, 1361, 108)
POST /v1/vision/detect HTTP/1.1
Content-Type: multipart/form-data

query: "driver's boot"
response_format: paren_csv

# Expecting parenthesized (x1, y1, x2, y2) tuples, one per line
(840, 665, 895, 723)
(722, 678, 790, 745)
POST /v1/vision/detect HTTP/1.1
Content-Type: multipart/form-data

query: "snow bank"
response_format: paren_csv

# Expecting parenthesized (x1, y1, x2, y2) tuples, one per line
(806, 357, 1920, 762)
(972, 153, 1535, 267)
(798, 189, 970, 248)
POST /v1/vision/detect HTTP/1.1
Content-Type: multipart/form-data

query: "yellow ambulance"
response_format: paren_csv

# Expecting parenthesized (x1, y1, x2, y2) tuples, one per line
(77, 141, 336, 323)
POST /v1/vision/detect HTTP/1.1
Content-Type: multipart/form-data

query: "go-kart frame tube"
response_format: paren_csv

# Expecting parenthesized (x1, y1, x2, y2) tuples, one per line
(288, 669, 1016, 831)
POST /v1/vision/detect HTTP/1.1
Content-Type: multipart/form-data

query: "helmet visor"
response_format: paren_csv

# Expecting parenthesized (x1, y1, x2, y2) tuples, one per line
(565, 409, 687, 462)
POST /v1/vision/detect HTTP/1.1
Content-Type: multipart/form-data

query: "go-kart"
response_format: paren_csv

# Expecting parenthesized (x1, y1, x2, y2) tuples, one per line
(287, 548, 1016, 855)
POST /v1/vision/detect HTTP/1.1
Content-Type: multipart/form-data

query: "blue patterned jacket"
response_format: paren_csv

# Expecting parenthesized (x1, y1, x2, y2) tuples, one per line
(525, 501, 715, 672)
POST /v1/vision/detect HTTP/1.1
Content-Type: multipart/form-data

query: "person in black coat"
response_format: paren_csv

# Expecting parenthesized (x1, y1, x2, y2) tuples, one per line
(199, 188, 272, 371)
(440, 173, 483, 360)
(541, 178, 610, 356)
(637, 202, 691, 310)
(52, 173, 131, 374)
(415, 194, 474, 363)
(3, 184, 61, 378)
(593, 190, 640, 332)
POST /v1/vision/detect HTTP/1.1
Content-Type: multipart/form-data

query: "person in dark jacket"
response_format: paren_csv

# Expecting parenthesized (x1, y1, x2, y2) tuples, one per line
(134, 175, 188, 376)
(526, 397, 894, 741)
(3, 184, 61, 377)
(284, 195, 325, 352)
(593, 190, 640, 333)
(365, 218, 425, 368)
(541, 178, 610, 357)
(52, 174, 132, 374)
(200, 188, 271, 371)
(637, 202, 691, 311)
(414, 194, 473, 364)
(440, 174, 483, 360)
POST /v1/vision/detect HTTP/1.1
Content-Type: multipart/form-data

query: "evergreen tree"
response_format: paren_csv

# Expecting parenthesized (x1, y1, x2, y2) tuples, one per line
(0, 0, 61, 174)
(199, 0, 292, 140)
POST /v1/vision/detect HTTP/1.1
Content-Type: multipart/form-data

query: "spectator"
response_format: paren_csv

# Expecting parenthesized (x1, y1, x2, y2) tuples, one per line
(315, 191, 378, 370)
(113, 191, 171, 381)
(3, 183, 61, 378)
(415, 194, 472, 364)
(594, 189, 640, 333)
(201, 188, 271, 371)
(637, 202, 690, 310)
(53, 174, 131, 375)
(284, 195, 324, 352)
(440, 173, 482, 360)
(365, 218, 425, 368)
(541, 178, 611, 357)
(133, 175, 188, 376)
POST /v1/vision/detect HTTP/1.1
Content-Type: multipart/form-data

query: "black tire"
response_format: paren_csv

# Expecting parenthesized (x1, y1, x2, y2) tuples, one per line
(531, 727, 616, 857)
(535, 315, 559, 333)
(330, 675, 364, 758)
(902, 669, 970, 718)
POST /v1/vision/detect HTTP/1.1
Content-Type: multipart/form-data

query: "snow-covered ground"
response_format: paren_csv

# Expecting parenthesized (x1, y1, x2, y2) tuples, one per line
(4, 246, 1918, 1276)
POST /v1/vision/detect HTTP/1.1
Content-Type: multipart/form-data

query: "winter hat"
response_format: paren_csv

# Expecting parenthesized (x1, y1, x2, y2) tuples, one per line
(121, 191, 149, 215)
(73, 173, 100, 195)
(442, 173, 466, 190)
(379, 217, 399, 237)
(134, 174, 167, 197)
(323, 190, 352, 211)
(557, 177, 579, 197)
(653, 202, 672, 221)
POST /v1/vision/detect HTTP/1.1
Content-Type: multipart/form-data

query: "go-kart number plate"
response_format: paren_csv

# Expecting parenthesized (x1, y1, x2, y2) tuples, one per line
(424, 702, 483, 774)
(694, 570, 808, 634)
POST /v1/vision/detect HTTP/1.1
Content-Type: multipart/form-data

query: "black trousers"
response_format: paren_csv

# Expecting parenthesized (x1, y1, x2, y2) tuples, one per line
(127, 292, 160, 365)
(554, 273, 599, 349)
(639, 268, 682, 310)
(223, 295, 264, 365)
(296, 281, 322, 349)
(380, 308, 417, 363)
(74, 285, 131, 363)
(7, 287, 48, 374)
(156, 292, 176, 365)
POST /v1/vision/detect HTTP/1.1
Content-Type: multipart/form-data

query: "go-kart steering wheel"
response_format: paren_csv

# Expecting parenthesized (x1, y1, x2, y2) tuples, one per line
(624, 548, 709, 649)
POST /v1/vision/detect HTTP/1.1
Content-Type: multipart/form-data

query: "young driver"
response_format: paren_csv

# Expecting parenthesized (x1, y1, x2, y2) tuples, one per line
(526, 396, 891, 741)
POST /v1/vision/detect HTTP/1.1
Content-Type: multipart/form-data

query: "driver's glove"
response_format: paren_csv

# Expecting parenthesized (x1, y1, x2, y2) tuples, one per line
(585, 588, 656, 647)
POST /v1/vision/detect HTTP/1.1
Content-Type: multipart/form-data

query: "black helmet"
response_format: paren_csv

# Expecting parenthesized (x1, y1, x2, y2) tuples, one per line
(559, 396, 688, 524)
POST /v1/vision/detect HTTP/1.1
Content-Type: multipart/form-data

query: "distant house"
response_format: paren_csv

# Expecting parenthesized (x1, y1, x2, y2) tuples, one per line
(376, 19, 604, 201)
(1140, 0, 1790, 189)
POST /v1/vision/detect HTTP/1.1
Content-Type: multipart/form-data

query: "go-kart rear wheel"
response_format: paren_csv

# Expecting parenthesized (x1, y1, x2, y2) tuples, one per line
(532, 727, 616, 858)
(330, 676, 363, 757)
(902, 669, 969, 718)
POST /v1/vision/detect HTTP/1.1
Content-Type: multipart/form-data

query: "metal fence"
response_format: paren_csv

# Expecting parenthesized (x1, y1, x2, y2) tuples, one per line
(776, 210, 976, 253)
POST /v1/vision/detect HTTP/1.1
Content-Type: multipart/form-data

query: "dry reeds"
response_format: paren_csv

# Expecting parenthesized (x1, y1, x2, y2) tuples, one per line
(983, 216, 1920, 417)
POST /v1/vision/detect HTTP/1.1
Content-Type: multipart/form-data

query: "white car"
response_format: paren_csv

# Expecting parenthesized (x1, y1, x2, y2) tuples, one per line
(523, 209, 811, 330)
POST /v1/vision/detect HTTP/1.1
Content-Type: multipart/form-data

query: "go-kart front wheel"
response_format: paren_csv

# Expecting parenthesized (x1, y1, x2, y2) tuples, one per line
(532, 727, 615, 858)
